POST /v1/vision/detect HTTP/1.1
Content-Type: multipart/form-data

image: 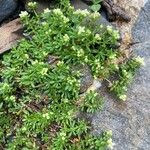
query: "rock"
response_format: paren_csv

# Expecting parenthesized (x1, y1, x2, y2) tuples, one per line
(132, 0, 150, 43)
(0, 18, 23, 54)
(79, 65, 93, 94)
(91, 1, 150, 149)
(112, 0, 146, 50)
(87, 79, 102, 92)
(72, 64, 93, 94)
(0, 0, 18, 23)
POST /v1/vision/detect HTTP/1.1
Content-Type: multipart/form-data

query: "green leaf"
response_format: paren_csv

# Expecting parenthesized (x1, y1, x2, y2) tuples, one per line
(90, 4, 101, 12)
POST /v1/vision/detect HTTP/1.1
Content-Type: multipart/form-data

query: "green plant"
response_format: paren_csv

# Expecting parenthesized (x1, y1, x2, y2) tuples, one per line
(79, 91, 103, 113)
(0, 1, 142, 149)
(110, 57, 144, 101)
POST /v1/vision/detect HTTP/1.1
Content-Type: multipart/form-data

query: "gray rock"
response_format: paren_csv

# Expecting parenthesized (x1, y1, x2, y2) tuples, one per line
(79, 65, 93, 94)
(0, 0, 18, 23)
(92, 0, 150, 149)
(73, 64, 94, 94)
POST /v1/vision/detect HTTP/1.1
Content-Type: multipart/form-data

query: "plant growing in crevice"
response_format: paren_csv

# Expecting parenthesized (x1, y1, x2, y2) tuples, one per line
(0, 1, 143, 149)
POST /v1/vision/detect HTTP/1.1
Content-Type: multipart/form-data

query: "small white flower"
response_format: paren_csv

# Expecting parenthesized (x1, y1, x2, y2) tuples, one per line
(49, 112, 54, 115)
(73, 9, 90, 17)
(100, 25, 103, 28)
(77, 26, 85, 35)
(71, 46, 76, 50)
(94, 59, 101, 69)
(63, 34, 70, 42)
(19, 11, 29, 19)
(41, 68, 48, 75)
(135, 56, 145, 66)
(57, 61, 64, 66)
(63, 98, 69, 103)
(107, 25, 113, 33)
(90, 12, 100, 19)
(60, 132, 67, 140)
(107, 130, 113, 136)
(32, 60, 38, 65)
(77, 48, 84, 57)
(10, 96, 16, 102)
(109, 54, 117, 60)
(28, 2, 37, 9)
(44, 8, 51, 14)
(24, 54, 29, 59)
(114, 64, 119, 70)
(84, 56, 88, 63)
(53, 8, 63, 16)
(119, 94, 127, 101)
(39, 62, 44, 65)
(107, 139, 115, 149)
(112, 30, 120, 40)
(61, 137, 66, 140)
(45, 29, 52, 35)
(62, 16, 69, 23)
(95, 34, 101, 41)
(42, 21, 47, 26)
(94, 59, 99, 64)
(42, 113, 50, 119)
(22, 127, 27, 132)
(86, 29, 91, 35)
(122, 69, 128, 76)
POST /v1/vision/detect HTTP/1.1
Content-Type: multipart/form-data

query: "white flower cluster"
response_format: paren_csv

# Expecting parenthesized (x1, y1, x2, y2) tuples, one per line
(107, 138, 115, 149)
(84, 56, 89, 63)
(28, 2, 37, 9)
(77, 26, 85, 35)
(40, 68, 48, 76)
(105, 130, 115, 149)
(119, 94, 127, 101)
(90, 12, 100, 19)
(59, 132, 66, 140)
(42, 113, 50, 119)
(42, 21, 48, 26)
(32, 60, 42, 65)
(95, 34, 101, 41)
(109, 53, 117, 60)
(45, 29, 52, 35)
(107, 26, 120, 40)
(53, 8, 63, 16)
(62, 16, 69, 23)
(44, 8, 51, 14)
(19, 11, 29, 19)
(134, 56, 145, 66)
(67, 77, 76, 85)
(57, 61, 64, 66)
(52, 8, 69, 23)
(122, 69, 132, 80)
(73, 9, 90, 17)
(24, 54, 29, 59)
(77, 26, 91, 36)
(77, 48, 84, 57)
(63, 34, 70, 42)
(94, 59, 101, 69)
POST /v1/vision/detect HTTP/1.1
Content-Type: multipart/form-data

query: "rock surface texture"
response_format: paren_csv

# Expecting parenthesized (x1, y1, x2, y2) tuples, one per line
(92, 0, 150, 149)
(0, 0, 18, 23)
(0, 19, 23, 54)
